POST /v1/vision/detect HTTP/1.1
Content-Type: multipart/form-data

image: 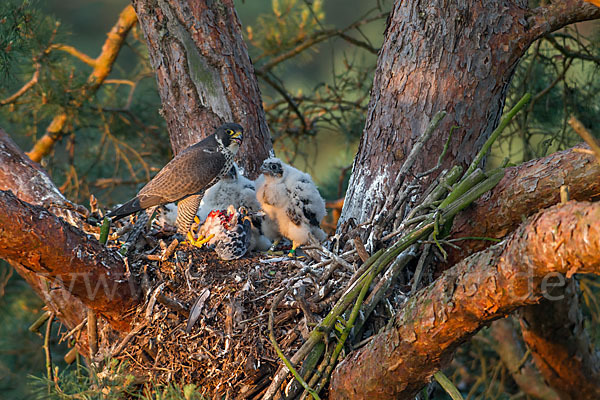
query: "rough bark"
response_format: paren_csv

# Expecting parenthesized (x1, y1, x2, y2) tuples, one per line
(0, 191, 138, 331)
(519, 280, 600, 400)
(330, 201, 600, 399)
(0, 129, 88, 227)
(447, 143, 600, 265)
(339, 0, 600, 234)
(132, 0, 271, 177)
(0, 129, 138, 331)
(490, 318, 560, 400)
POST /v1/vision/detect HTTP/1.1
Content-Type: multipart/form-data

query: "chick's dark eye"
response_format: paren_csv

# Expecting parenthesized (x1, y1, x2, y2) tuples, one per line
(271, 165, 277, 170)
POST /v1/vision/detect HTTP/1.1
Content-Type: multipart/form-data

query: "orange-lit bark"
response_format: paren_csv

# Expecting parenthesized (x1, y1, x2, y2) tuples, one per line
(330, 201, 600, 399)
(490, 319, 560, 400)
(519, 281, 600, 400)
(0, 191, 138, 330)
(0, 129, 138, 331)
(447, 144, 600, 266)
(26, 5, 138, 163)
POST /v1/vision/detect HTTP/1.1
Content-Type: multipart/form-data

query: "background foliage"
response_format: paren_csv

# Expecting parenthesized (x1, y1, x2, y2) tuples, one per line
(0, 0, 599, 398)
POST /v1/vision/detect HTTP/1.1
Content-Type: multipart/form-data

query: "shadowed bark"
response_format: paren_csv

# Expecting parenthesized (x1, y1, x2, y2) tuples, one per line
(447, 144, 600, 266)
(330, 201, 600, 399)
(0, 129, 138, 331)
(131, 0, 272, 177)
(339, 0, 600, 237)
(519, 280, 600, 400)
(490, 318, 560, 400)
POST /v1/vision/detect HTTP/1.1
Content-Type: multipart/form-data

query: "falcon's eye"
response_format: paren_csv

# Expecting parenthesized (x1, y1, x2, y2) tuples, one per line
(226, 129, 234, 135)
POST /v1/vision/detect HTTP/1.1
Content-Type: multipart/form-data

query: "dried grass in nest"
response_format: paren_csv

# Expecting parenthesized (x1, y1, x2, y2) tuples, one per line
(98, 229, 380, 400)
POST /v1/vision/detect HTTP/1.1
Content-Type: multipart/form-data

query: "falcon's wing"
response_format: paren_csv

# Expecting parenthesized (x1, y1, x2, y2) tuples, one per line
(286, 177, 326, 227)
(137, 144, 227, 209)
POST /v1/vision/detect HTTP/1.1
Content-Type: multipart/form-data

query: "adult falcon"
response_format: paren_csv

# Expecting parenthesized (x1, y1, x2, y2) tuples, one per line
(107, 123, 244, 242)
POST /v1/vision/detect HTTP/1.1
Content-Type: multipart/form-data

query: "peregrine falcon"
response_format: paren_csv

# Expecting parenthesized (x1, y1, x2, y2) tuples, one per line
(107, 123, 244, 244)
(255, 157, 327, 255)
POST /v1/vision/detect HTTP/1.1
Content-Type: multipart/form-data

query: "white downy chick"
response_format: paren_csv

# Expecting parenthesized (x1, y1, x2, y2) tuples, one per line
(255, 157, 327, 255)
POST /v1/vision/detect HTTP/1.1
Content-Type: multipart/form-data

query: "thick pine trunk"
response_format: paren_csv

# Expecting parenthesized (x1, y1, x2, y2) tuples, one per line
(132, 0, 272, 177)
(339, 0, 600, 236)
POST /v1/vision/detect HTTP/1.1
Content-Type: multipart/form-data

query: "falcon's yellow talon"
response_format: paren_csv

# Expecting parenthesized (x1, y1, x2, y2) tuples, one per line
(187, 233, 215, 248)
(194, 215, 201, 224)
(196, 234, 214, 246)
(187, 231, 196, 243)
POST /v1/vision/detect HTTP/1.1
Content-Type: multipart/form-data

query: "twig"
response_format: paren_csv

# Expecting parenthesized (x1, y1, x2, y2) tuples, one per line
(411, 243, 432, 293)
(49, 43, 97, 66)
(417, 125, 458, 178)
(568, 115, 600, 164)
(464, 93, 531, 178)
(0, 64, 40, 105)
(87, 309, 98, 357)
(560, 185, 570, 204)
(29, 311, 52, 334)
(43, 313, 55, 393)
(315, 252, 379, 393)
(434, 371, 465, 400)
(257, 12, 388, 73)
(267, 287, 321, 400)
(353, 246, 417, 341)
(112, 321, 148, 356)
(353, 237, 369, 263)
(61, 317, 87, 342)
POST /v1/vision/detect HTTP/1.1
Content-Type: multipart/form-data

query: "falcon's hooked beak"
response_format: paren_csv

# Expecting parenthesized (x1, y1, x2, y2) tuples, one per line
(231, 130, 243, 145)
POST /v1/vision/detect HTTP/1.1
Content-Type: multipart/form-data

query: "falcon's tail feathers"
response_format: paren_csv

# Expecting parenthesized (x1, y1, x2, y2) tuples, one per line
(107, 197, 142, 221)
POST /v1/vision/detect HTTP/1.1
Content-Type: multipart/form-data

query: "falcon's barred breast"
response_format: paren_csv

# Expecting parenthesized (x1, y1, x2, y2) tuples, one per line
(107, 123, 244, 235)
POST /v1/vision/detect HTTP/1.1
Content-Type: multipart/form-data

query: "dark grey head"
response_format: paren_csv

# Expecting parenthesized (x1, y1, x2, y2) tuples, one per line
(214, 123, 243, 152)
(260, 157, 284, 177)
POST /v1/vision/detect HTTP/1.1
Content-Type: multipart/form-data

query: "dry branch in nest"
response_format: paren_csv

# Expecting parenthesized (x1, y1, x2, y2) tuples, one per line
(93, 224, 371, 399)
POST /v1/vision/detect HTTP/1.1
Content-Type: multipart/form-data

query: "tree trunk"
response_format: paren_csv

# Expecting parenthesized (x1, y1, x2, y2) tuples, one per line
(132, 0, 272, 177)
(338, 0, 600, 237)
(446, 143, 600, 265)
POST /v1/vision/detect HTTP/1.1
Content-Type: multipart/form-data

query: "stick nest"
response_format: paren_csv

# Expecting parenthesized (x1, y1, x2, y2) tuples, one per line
(96, 228, 391, 400)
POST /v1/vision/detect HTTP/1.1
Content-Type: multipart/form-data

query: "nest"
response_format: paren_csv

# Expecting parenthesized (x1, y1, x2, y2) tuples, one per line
(94, 225, 398, 400)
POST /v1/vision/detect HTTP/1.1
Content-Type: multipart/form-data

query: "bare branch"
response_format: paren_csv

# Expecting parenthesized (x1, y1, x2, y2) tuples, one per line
(0, 190, 139, 330)
(447, 143, 600, 265)
(490, 319, 560, 400)
(50, 43, 97, 67)
(519, 280, 600, 399)
(529, 0, 600, 41)
(26, 5, 138, 163)
(0, 63, 40, 105)
(256, 12, 387, 74)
